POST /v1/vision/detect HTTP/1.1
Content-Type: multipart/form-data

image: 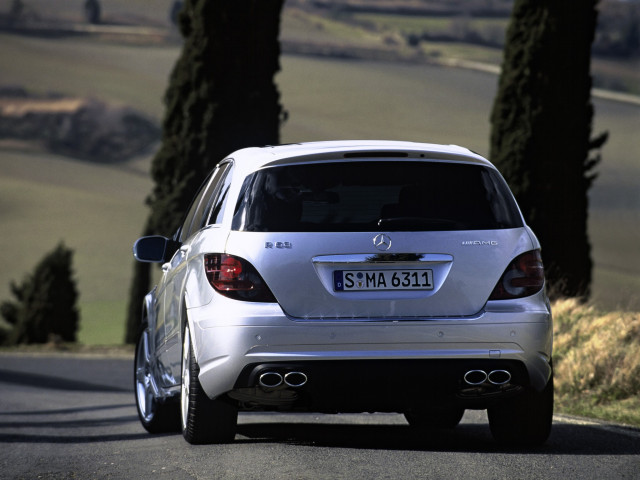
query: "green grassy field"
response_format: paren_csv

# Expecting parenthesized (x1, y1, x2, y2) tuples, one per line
(0, 147, 152, 343)
(284, 7, 640, 94)
(2, 0, 180, 26)
(0, 33, 177, 117)
(0, 18, 638, 345)
(352, 12, 508, 38)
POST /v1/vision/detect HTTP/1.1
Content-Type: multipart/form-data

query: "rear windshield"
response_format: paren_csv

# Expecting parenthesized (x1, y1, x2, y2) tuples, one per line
(231, 161, 523, 232)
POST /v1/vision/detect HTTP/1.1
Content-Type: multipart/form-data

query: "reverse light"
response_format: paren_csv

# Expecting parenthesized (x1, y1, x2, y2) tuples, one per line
(204, 254, 277, 302)
(489, 250, 545, 300)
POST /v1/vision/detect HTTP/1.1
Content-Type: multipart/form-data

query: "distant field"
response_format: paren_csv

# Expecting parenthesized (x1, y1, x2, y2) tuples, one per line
(0, 21, 638, 344)
(0, 0, 180, 26)
(352, 12, 508, 38)
(347, 10, 640, 95)
(0, 33, 177, 117)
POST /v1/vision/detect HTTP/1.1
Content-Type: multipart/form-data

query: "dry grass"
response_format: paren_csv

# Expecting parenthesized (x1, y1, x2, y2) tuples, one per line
(553, 299, 640, 426)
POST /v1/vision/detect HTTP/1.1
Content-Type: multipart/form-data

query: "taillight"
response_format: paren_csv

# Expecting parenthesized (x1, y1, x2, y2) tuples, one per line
(489, 250, 545, 300)
(204, 254, 277, 302)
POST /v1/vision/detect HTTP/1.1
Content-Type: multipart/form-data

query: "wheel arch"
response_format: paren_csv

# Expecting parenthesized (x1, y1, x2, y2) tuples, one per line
(139, 287, 159, 353)
(142, 287, 157, 327)
(181, 297, 201, 367)
(181, 267, 205, 365)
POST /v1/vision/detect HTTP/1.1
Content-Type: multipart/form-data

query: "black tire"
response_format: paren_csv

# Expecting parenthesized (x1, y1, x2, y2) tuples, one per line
(404, 407, 465, 429)
(134, 326, 180, 433)
(181, 323, 237, 444)
(488, 375, 554, 446)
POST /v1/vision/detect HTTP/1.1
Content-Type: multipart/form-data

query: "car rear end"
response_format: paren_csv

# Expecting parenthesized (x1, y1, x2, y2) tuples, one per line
(189, 142, 552, 432)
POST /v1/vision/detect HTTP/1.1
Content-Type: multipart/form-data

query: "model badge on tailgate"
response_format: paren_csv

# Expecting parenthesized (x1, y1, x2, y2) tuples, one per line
(265, 241, 292, 249)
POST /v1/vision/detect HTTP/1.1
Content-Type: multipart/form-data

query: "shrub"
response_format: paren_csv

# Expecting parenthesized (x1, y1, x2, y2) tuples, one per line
(1, 243, 79, 345)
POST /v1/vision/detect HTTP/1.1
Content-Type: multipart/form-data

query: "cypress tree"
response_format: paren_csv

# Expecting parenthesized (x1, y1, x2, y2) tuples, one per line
(125, 0, 285, 343)
(1, 243, 79, 345)
(489, 0, 607, 300)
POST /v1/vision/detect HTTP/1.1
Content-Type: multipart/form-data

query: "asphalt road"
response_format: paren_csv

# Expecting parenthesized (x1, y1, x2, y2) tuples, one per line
(0, 353, 639, 480)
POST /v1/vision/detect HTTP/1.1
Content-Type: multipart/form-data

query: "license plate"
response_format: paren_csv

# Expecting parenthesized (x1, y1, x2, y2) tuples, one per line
(334, 269, 434, 291)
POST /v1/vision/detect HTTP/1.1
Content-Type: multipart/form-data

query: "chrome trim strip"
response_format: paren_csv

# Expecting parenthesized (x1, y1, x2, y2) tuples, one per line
(312, 253, 453, 264)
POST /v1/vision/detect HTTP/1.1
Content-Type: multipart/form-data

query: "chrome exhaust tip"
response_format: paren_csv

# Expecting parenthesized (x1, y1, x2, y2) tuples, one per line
(463, 370, 488, 385)
(284, 371, 307, 388)
(487, 370, 511, 385)
(259, 372, 283, 388)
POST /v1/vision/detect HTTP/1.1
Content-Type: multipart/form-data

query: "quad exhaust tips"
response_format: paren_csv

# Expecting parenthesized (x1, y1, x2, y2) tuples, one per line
(259, 371, 308, 389)
(463, 369, 511, 386)
(259, 368, 510, 389)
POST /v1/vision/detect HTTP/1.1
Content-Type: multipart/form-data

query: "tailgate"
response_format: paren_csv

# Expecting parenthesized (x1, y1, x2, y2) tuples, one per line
(225, 228, 533, 319)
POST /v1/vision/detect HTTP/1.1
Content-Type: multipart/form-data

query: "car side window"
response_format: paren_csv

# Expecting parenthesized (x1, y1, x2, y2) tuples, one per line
(179, 169, 220, 243)
(181, 162, 233, 242)
(208, 164, 234, 225)
(179, 185, 209, 244)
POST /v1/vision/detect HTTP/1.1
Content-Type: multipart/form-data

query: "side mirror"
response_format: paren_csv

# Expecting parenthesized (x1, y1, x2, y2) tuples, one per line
(133, 236, 177, 263)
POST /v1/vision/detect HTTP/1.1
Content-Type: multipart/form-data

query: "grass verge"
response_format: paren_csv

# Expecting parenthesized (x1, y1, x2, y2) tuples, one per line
(553, 299, 640, 427)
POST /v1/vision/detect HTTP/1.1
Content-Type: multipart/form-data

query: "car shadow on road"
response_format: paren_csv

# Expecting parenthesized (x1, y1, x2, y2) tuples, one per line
(0, 403, 133, 417)
(0, 368, 130, 393)
(0, 431, 153, 444)
(235, 422, 640, 455)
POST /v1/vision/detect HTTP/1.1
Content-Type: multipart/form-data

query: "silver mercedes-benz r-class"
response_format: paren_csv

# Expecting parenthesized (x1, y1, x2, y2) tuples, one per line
(133, 141, 553, 446)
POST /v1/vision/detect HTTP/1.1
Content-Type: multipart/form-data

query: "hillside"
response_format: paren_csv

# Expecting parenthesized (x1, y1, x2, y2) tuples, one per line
(0, 1, 638, 345)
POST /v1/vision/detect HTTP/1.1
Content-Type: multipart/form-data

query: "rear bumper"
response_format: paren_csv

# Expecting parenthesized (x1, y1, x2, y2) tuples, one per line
(187, 296, 552, 411)
(230, 358, 533, 412)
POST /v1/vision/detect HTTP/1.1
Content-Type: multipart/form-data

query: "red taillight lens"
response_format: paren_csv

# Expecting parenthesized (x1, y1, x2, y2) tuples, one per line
(489, 250, 545, 300)
(219, 255, 243, 280)
(204, 254, 276, 303)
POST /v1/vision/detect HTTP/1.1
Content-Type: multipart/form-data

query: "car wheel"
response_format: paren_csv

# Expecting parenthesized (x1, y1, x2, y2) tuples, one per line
(134, 326, 179, 433)
(488, 374, 554, 446)
(404, 407, 465, 429)
(181, 323, 238, 444)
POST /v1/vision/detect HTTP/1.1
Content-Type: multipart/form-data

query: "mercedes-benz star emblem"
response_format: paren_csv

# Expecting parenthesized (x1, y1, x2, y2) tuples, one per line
(373, 233, 392, 251)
